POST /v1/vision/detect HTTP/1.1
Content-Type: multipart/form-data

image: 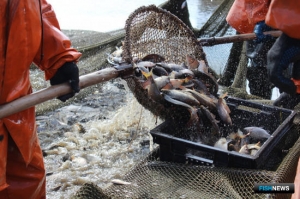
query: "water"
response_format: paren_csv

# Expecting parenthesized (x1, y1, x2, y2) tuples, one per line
(40, 2, 228, 198)
(47, 0, 223, 32)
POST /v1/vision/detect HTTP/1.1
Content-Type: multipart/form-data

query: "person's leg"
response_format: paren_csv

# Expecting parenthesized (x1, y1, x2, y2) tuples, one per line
(0, 135, 46, 199)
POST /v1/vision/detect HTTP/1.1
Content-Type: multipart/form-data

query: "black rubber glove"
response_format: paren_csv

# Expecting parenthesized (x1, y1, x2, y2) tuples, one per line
(253, 21, 274, 44)
(50, 62, 80, 102)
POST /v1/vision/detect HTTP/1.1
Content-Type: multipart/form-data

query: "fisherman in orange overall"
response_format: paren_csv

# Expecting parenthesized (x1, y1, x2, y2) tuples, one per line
(0, 0, 82, 198)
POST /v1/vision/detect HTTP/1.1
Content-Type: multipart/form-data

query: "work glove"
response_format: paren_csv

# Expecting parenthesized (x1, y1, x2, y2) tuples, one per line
(273, 92, 300, 109)
(50, 62, 80, 102)
(253, 21, 275, 44)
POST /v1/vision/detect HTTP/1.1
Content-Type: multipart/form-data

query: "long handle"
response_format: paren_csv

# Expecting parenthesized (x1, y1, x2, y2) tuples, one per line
(0, 66, 130, 119)
(198, 30, 282, 46)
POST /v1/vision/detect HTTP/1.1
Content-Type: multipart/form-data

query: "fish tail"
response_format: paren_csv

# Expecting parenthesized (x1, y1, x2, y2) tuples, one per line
(187, 107, 199, 126)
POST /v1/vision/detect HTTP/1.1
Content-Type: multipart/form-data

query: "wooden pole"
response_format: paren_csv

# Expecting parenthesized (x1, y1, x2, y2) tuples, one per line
(198, 30, 282, 46)
(0, 66, 130, 119)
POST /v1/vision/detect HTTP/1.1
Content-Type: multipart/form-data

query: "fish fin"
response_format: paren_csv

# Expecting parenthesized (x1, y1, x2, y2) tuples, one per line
(187, 107, 199, 126)
(161, 83, 173, 90)
(220, 92, 228, 99)
(169, 71, 176, 79)
(141, 70, 153, 79)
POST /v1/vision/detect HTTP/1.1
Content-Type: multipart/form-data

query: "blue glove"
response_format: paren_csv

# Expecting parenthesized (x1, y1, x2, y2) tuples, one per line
(50, 62, 80, 102)
(253, 21, 274, 44)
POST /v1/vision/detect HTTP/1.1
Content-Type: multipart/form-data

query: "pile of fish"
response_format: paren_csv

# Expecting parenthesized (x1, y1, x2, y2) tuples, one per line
(107, 45, 271, 156)
(215, 127, 271, 156)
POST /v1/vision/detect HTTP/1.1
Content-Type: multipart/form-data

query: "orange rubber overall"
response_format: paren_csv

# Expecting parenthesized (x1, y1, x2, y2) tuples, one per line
(0, 0, 81, 198)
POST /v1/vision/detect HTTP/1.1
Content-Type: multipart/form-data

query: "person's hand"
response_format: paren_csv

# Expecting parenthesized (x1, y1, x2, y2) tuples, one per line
(50, 62, 80, 102)
(253, 21, 274, 44)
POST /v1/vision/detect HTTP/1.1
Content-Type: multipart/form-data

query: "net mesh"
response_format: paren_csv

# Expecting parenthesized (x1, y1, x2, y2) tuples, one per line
(72, 3, 300, 199)
(121, 4, 215, 121)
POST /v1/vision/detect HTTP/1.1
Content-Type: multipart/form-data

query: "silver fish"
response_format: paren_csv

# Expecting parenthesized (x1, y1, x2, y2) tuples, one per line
(181, 1, 187, 9)
(152, 66, 169, 77)
(161, 89, 200, 107)
(248, 142, 261, 156)
(153, 76, 172, 90)
(186, 54, 199, 70)
(239, 144, 250, 154)
(169, 69, 194, 79)
(157, 62, 187, 72)
(200, 105, 220, 136)
(243, 127, 271, 140)
(214, 137, 230, 150)
(163, 94, 198, 124)
(192, 79, 210, 94)
(216, 93, 232, 125)
(111, 179, 131, 185)
(141, 70, 164, 103)
(181, 88, 217, 110)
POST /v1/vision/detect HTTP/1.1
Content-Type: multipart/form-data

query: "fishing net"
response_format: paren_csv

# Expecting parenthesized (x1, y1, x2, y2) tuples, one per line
(72, 3, 300, 199)
(121, 4, 216, 121)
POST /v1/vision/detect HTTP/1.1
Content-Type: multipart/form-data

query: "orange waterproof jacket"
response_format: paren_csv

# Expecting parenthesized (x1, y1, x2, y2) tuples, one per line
(265, 0, 300, 39)
(0, 0, 81, 190)
(226, 0, 271, 33)
(227, 0, 300, 39)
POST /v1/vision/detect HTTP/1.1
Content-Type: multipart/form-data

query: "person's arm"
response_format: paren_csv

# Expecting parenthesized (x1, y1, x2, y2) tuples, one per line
(33, 0, 81, 80)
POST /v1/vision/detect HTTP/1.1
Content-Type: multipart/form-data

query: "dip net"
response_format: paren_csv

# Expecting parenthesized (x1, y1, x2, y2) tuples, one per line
(72, 3, 300, 199)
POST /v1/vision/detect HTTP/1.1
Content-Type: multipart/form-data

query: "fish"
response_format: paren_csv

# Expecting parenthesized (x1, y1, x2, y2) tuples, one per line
(186, 54, 199, 70)
(243, 127, 271, 140)
(163, 94, 199, 124)
(106, 53, 122, 65)
(198, 60, 209, 74)
(227, 130, 248, 151)
(161, 89, 200, 107)
(136, 61, 156, 69)
(181, 1, 187, 9)
(214, 137, 230, 150)
(141, 70, 164, 103)
(169, 76, 193, 89)
(112, 46, 123, 57)
(169, 69, 194, 79)
(180, 87, 217, 110)
(239, 144, 249, 154)
(157, 62, 187, 72)
(153, 76, 172, 90)
(111, 179, 131, 185)
(216, 93, 232, 125)
(191, 79, 210, 95)
(200, 105, 220, 136)
(228, 143, 240, 152)
(228, 130, 248, 141)
(248, 142, 261, 156)
(152, 66, 169, 77)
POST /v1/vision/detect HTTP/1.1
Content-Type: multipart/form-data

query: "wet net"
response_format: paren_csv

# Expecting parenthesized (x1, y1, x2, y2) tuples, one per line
(72, 3, 300, 199)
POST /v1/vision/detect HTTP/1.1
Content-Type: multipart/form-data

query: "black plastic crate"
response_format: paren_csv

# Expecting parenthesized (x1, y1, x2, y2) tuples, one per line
(150, 97, 296, 169)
